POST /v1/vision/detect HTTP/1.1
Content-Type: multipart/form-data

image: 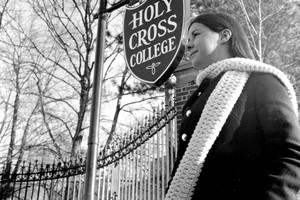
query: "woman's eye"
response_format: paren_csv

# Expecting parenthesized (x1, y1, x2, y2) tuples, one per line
(193, 32, 200, 38)
(188, 32, 201, 42)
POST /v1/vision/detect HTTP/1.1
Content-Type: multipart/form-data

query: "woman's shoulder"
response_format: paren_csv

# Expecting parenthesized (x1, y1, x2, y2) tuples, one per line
(246, 72, 290, 100)
(247, 72, 286, 88)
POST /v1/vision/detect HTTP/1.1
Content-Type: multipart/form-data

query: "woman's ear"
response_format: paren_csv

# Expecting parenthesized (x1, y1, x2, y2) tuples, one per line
(220, 29, 232, 43)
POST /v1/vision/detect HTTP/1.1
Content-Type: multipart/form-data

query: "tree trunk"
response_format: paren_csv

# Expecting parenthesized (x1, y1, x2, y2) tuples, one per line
(3, 64, 20, 180)
(71, 66, 91, 157)
(104, 68, 128, 148)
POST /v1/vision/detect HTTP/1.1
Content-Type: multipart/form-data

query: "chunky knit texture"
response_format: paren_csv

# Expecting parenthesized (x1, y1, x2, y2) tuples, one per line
(165, 58, 298, 200)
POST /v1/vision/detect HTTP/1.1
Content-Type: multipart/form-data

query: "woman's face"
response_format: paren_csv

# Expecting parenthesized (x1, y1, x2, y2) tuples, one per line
(187, 22, 225, 70)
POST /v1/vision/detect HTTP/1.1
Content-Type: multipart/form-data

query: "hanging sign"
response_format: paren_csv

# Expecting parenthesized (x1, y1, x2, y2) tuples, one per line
(123, 0, 190, 86)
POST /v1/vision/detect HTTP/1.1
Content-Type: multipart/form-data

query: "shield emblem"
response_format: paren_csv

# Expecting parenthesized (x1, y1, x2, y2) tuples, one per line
(123, 0, 190, 86)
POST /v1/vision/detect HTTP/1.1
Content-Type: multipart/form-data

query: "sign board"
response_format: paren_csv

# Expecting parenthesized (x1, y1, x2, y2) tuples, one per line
(123, 0, 190, 86)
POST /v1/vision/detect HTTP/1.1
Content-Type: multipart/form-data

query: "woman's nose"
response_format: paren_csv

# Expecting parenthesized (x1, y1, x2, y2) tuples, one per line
(186, 40, 193, 52)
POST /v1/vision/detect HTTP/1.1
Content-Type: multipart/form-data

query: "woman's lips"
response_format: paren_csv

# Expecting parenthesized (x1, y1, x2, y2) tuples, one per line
(190, 51, 198, 58)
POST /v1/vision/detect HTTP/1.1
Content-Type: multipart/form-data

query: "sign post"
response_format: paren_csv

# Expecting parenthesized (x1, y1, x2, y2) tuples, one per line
(83, 1, 135, 199)
(83, 0, 107, 199)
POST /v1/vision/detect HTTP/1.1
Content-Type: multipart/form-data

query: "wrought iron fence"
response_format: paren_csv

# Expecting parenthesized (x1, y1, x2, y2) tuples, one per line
(0, 106, 177, 200)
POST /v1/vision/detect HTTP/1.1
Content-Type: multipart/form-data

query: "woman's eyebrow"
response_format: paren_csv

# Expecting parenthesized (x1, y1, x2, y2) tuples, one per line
(191, 28, 202, 34)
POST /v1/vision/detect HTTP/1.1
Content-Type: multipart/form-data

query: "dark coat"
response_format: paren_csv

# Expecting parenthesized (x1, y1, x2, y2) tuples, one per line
(173, 72, 300, 200)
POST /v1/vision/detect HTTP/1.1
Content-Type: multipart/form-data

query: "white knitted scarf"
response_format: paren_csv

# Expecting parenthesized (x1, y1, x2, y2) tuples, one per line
(165, 57, 298, 200)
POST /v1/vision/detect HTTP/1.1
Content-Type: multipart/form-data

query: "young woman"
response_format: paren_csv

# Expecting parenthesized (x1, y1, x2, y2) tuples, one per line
(165, 12, 300, 200)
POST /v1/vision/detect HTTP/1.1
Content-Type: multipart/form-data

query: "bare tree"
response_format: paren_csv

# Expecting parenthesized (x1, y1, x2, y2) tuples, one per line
(23, 0, 100, 157)
(0, 0, 10, 29)
(26, 0, 154, 156)
(0, 0, 40, 179)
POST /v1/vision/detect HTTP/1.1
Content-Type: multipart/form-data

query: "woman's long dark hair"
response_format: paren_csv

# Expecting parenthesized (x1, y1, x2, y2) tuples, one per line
(189, 13, 255, 59)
